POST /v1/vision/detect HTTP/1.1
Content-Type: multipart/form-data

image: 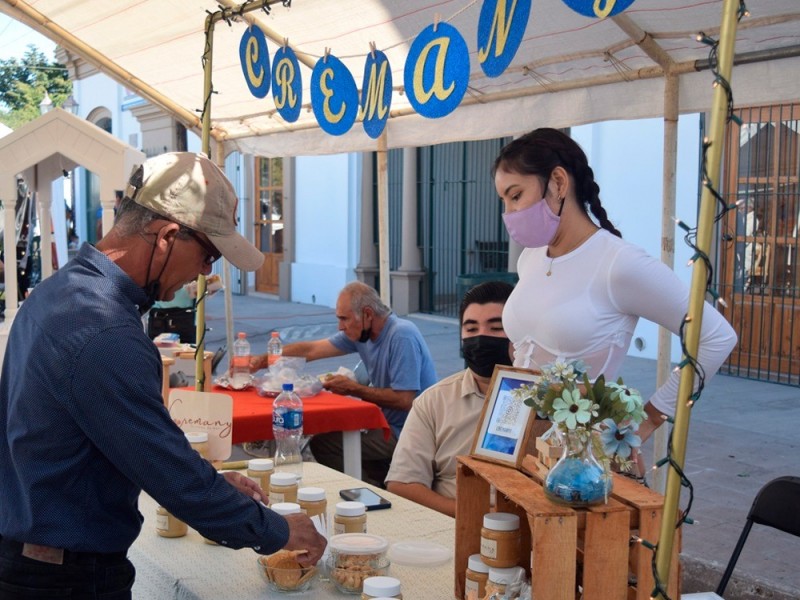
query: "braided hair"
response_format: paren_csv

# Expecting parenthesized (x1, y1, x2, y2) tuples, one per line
(493, 128, 621, 237)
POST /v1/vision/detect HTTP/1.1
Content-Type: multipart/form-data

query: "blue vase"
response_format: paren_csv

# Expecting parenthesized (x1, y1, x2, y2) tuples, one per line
(544, 429, 612, 506)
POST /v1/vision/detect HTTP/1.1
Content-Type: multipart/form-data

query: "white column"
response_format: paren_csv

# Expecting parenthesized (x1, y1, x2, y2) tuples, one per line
(279, 156, 295, 302)
(37, 186, 54, 280)
(355, 152, 378, 288)
(391, 147, 425, 315)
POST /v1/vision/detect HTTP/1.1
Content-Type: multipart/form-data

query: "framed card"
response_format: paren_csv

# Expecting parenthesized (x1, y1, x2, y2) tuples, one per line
(470, 366, 539, 469)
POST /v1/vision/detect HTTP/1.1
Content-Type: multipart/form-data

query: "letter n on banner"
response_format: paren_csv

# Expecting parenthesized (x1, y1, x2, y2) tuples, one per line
(403, 22, 469, 119)
(477, 0, 531, 78)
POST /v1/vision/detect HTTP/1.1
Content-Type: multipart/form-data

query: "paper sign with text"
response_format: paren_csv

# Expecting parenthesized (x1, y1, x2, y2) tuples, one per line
(167, 389, 233, 461)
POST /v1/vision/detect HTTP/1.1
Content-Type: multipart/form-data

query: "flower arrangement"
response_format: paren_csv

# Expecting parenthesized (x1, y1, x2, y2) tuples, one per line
(511, 360, 647, 471)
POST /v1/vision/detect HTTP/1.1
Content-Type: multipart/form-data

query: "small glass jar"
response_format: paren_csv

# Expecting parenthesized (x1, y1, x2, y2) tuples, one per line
(485, 566, 525, 598)
(155, 505, 187, 538)
(361, 575, 402, 599)
(269, 472, 298, 504)
(464, 553, 490, 599)
(480, 512, 521, 568)
(247, 458, 274, 492)
(297, 487, 327, 519)
(185, 431, 209, 460)
(271, 502, 301, 516)
(334, 501, 367, 534)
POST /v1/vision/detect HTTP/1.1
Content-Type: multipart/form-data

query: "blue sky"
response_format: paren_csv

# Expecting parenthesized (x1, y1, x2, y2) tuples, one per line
(0, 14, 56, 60)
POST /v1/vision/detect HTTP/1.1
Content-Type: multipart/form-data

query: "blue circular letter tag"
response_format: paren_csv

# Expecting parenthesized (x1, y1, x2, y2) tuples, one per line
(239, 27, 270, 98)
(561, 0, 636, 19)
(477, 0, 531, 78)
(360, 50, 393, 139)
(311, 54, 358, 136)
(271, 46, 303, 123)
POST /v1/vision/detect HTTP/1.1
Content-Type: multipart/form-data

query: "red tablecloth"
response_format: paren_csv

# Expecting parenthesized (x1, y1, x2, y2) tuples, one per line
(185, 386, 391, 445)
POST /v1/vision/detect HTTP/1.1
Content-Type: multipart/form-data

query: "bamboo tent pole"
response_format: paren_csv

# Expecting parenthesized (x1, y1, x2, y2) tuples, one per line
(653, 0, 741, 594)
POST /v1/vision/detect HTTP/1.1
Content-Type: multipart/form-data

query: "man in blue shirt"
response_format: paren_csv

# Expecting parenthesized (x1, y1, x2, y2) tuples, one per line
(0, 153, 325, 599)
(252, 281, 437, 488)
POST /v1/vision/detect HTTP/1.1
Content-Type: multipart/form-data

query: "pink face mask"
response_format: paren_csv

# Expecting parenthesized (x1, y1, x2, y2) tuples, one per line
(502, 198, 561, 248)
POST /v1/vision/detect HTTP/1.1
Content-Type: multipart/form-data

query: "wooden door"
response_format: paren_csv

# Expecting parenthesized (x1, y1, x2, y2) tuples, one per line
(254, 157, 284, 294)
(719, 103, 800, 384)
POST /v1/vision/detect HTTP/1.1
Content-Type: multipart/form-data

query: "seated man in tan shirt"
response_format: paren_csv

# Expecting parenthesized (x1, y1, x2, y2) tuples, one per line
(385, 280, 514, 517)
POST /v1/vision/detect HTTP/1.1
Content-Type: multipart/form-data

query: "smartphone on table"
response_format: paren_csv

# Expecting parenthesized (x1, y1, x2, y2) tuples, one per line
(339, 487, 392, 511)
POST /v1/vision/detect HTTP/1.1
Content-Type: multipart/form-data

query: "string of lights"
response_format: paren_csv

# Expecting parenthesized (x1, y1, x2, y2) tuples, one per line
(635, 3, 749, 599)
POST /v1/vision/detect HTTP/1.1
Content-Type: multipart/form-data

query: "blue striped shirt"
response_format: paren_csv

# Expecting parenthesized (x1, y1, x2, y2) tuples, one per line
(0, 243, 288, 553)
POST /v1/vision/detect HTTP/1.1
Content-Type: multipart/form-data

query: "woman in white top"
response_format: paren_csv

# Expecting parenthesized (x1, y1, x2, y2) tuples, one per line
(493, 128, 737, 448)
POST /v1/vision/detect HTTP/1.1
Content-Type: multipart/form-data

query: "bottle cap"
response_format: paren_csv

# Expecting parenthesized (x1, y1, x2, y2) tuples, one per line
(362, 576, 401, 596)
(335, 501, 366, 517)
(467, 553, 490, 573)
(248, 458, 274, 471)
(271, 331, 280, 337)
(482, 512, 519, 531)
(184, 431, 208, 443)
(282, 383, 293, 391)
(270, 472, 298, 486)
(237, 331, 246, 338)
(271, 502, 301, 516)
(297, 487, 326, 502)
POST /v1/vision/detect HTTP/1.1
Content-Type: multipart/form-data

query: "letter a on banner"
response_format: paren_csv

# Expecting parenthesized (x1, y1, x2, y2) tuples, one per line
(360, 49, 392, 139)
(561, 0, 637, 19)
(239, 26, 270, 98)
(403, 22, 469, 119)
(477, 0, 531, 78)
(272, 46, 303, 123)
(311, 53, 358, 136)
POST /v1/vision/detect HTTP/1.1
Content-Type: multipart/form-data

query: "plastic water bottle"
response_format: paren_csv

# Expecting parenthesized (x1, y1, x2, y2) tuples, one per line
(273, 382, 304, 478)
(231, 331, 251, 388)
(267, 331, 283, 366)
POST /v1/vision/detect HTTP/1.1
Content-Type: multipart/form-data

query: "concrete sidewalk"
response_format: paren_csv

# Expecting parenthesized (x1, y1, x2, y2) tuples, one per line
(200, 292, 799, 599)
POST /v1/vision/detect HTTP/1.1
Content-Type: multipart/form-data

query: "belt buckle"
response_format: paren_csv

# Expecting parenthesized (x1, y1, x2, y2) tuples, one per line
(22, 543, 64, 565)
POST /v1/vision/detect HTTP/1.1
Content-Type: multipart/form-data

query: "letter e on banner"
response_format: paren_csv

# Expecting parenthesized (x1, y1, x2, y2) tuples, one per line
(272, 46, 303, 123)
(477, 0, 531, 78)
(403, 22, 469, 119)
(360, 50, 392, 139)
(239, 27, 270, 98)
(561, 0, 636, 19)
(311, 54, 358, 136)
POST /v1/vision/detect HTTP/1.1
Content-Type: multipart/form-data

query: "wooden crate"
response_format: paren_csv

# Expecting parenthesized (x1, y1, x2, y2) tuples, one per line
(454, 455, 680, 600)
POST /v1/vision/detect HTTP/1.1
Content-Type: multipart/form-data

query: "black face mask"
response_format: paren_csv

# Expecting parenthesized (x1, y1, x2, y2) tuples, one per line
(461, 335, 511, 378)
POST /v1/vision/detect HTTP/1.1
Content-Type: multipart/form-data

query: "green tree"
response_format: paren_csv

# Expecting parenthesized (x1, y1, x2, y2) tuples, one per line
(0, 45, 71, 129)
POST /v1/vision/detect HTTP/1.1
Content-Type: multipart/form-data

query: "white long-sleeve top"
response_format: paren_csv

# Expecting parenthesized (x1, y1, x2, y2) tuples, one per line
(503, 230, 738, 415)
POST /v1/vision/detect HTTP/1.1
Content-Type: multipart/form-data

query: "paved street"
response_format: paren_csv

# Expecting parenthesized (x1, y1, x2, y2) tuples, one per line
(197, 291, 799, 599)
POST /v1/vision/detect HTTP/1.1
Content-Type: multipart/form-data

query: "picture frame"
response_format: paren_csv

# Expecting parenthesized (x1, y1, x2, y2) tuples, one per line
(470, 365, 539, 469)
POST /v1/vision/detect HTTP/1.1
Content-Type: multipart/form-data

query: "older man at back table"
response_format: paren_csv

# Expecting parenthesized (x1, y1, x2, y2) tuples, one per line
(252, 281, 437, 487)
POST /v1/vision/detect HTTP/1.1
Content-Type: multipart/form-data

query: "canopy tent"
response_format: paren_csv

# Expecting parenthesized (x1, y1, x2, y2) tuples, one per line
(1, 0, 798, 158)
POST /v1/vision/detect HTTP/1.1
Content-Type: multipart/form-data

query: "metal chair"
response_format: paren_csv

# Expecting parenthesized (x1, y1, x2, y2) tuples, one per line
(684, 475, 800, 598)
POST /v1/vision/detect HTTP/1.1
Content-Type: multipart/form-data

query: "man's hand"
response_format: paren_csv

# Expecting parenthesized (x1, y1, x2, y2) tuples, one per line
(249, 353, 269, 373)
(282, 513, 327, 566)
(322, 374, 361, 396)
(222, 470, 267, 503)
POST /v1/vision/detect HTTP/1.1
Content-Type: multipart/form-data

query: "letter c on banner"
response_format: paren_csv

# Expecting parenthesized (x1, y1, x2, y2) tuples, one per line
(403, 22, 469, 119)
(239, 27, 270, 98)
(271, 46, 303, 123)
(310, 53, 358, 136)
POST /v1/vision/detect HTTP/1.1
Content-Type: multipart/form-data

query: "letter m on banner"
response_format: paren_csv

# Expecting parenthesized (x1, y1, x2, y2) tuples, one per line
(477, 0, 531, 78)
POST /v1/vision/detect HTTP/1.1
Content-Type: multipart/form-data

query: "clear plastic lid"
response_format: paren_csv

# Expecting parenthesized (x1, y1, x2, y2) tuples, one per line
(362, 576, 401, 596)
(335, 501, 366, 517)
(297, 487, 326, 502)
(387, 540, 452, 567)
(271, 502, 301, 516)
(270, 472, 297, 486)
(184, 431, 208, 443)
(482, 512, 520, 532)
(247, 458, 274, 471)
(329, 533, 389, 556)
(467, 553, 490, 573)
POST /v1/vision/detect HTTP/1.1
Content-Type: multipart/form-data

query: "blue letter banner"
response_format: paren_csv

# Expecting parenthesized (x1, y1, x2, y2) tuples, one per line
(477, 0, 531, 78)
(311, 53, 359, 136)
(271, 46, 303, 123)
(239, 26, 270, 98)
(360, 50, 393, 139)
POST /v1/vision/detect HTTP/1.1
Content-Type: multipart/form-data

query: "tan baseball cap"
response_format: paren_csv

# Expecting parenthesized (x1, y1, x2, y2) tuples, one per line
(128, 152, 264, 271)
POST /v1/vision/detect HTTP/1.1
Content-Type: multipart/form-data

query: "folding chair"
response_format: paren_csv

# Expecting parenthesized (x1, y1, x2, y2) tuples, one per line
(683, 475, 800, 599)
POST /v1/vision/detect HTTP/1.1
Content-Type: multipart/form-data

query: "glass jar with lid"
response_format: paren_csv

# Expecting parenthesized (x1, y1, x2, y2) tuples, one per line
(334, 501, 367, 534)
(269, 472, 298, 504)
(480, 512, 521, 568)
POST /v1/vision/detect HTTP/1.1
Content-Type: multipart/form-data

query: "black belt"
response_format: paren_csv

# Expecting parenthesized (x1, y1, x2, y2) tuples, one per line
(0, 536, 127, 566)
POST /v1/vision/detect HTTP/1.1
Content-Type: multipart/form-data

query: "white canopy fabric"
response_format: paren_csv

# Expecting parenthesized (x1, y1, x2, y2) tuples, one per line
(1, 0, 798, 157)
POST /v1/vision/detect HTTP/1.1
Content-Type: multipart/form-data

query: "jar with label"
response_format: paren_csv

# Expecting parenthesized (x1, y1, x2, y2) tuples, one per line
(298, 487, 327, 520)
(269, 472, 298, 504)
(464, 553, 490, 599)
(361, 575, 402, 599)
(484, 566, 525, 598)
(334, 501, 367, 534)
(185, 431, 209, 460)
(480, 512, 521, 568)
(270, 502, 301, 516)
(155, 505, 188, 538)
(247, 458, 274, 492)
